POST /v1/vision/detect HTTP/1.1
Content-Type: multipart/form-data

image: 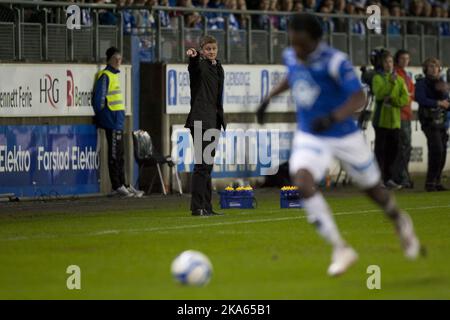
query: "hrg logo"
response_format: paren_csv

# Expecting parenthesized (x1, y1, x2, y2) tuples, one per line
(168, 70, 177, 106)
(40, 74, 59, 109)
(261, 70, 269, 101)
(67, 70, 74, 107)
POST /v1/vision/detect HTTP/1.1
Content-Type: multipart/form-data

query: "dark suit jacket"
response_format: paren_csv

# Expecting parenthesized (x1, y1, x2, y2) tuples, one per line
(185, 55, 226, 130)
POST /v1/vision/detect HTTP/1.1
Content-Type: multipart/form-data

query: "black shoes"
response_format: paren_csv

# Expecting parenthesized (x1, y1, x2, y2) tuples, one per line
(191, 209, 210, 216)
(191, 209, 224, 216)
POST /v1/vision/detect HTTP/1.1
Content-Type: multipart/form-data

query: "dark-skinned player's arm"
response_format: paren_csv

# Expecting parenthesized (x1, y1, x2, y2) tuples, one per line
(312, 89, 366, 132)
(256, 78, 290, 125)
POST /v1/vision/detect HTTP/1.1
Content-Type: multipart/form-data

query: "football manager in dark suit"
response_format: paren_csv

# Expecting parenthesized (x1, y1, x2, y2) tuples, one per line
(185, 35, 226, 216)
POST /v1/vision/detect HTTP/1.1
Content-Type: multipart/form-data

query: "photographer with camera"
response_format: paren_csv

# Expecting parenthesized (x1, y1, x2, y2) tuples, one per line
(392, 49, 415, 189)
(415, 58, 450, 192)
(358, 48, 388, 131)
(372, 50, 409, 189)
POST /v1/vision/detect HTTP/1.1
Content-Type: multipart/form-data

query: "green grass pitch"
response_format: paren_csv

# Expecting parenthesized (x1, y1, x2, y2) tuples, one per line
(0, 189, 449, 299)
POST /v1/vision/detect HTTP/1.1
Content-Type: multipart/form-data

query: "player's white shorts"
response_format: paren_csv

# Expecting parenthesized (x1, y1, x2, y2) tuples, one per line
(289, 130, 381, 189)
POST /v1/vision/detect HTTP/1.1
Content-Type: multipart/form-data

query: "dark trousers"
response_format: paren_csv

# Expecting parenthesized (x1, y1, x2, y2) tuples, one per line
(105, 129, 126, 190)
(393, 120, 412, 185)
(189, 128, 219, 212)
(374, 127, 400, 183)
(423, 126, 448, 187)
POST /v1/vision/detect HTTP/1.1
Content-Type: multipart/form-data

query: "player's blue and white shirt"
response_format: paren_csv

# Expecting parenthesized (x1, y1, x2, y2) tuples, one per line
(283, 42, 362, 137)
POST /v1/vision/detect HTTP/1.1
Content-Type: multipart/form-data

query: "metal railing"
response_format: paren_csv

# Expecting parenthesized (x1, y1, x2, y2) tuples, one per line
(1, 0, 450, 65)
(0, 0, 122, 62)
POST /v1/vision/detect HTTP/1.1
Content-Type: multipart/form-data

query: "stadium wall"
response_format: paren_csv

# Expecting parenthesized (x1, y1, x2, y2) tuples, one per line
(0, 63, 134, 198)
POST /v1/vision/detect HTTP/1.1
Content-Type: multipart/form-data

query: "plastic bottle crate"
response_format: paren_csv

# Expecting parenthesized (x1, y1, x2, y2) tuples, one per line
(280, 189, 303, 208)
(218, 191, 255, 209)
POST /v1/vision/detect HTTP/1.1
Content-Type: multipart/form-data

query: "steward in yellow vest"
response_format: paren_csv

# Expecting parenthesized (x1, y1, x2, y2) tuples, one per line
(92, 53, 125, 130)
(92, 47, 142, 198)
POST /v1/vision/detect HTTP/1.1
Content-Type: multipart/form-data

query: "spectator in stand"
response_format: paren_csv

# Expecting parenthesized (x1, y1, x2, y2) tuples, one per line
(345, 2, 355, 15)
(252, 0, 273, 30)
(347, 2, 366, 35)
(432, 3, 450, 36)
(119, 0, 136, 34)
(269, 0, 280, 30)
(333, 0, 347, 33)
(304, 0, 317, 13)
(82, 1, 93, 26)
(381, 4, 390, 17)
(422, 0, 436, 34)
(224, 0, 240, 30)
(237, 0, 250, 29)
(97, 0, 118, 25)
(319, 2, 335, 34)
(172, 0, 201, 29)
(293, 0, 304, 13)
(388, 2, 402, 35)
(245, 0, 260, 10)
(407, 0, 424, 34)
(133, 0, 152, 33)
(146, 0, 158, 29)
(198, 0, 226, 30)
(440, 4, 450, 36)
(279, 0, 294, 31)
(323, 0, 335, 11)
(158, 0, 172, 28)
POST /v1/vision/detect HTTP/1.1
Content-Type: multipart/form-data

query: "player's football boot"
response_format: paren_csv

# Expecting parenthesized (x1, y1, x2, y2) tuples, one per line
(327, 246, 358, 277)
(397, 212, 421, 260)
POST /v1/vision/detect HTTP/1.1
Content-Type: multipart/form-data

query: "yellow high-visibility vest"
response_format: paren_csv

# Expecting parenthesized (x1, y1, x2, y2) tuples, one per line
(96, 69, 125, 111)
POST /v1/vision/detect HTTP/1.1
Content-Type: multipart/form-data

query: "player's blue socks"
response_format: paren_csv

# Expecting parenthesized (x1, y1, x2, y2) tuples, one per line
(303, 193, 346, 249)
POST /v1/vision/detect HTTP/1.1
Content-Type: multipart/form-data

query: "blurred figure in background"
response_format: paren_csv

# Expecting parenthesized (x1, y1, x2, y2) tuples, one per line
(224, 0, 241, 30)
(293, 0, 304, 13)
(119, 0, 136, 34)
(252, 0, 272, 30)
(407, 0, 425, 34)
(388, 2, 402, 35)
(372, 50, 409, 189)
(303, 0, 317, 13)
(415, 58, 450, 191)
(333, 0, 347, 32)
(237, 0, 250, 29)
(279, 0, 294, 31)
(157, 0, 172, 28)
(393, 49, 415, 189)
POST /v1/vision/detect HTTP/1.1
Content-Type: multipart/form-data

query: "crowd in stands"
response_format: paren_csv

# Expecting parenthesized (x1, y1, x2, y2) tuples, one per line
(1, 0, 450, 36)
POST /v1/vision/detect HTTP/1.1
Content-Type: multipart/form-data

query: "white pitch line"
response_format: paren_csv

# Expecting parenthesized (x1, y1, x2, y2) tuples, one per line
(1, 204, 449, 242)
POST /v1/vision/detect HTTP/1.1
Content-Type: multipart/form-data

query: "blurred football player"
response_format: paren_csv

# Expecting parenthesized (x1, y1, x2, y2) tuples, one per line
(257, 13, 422, 276)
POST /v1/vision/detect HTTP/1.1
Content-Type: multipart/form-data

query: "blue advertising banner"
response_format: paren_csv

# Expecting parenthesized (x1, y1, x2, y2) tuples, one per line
(0, 125, 100, 197)
(171, 124, 295, 179)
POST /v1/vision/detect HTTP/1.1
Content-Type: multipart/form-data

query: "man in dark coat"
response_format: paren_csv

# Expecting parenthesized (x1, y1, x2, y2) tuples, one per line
(415, 58, 450, 191)
(185, 35, 226, 216)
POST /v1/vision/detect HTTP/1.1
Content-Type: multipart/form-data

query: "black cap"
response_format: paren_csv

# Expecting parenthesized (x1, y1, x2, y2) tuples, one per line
(106, 46, 120, 61)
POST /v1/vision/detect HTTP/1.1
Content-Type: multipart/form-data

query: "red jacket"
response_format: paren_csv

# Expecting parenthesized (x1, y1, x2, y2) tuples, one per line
(395, 66, 415, 121)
